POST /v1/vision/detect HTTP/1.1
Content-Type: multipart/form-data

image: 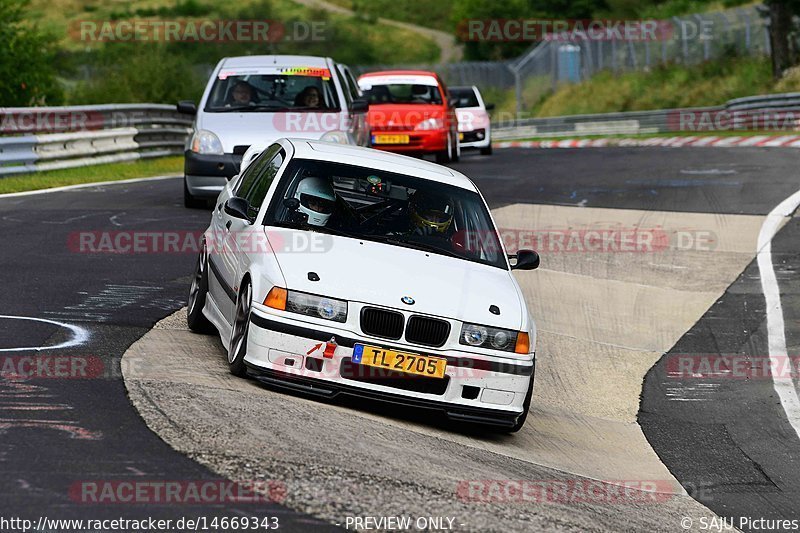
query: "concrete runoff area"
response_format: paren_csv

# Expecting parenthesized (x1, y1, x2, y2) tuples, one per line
(121, 201, 774, 531)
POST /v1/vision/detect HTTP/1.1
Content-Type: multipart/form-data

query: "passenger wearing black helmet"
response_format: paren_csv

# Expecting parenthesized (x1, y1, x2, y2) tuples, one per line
(407, 189, 455, 237)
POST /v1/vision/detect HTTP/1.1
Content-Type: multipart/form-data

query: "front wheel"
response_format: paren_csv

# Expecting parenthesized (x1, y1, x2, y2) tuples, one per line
(228, 281, 252, 377)
(507, 376, 534, 433)
(435, 132, 454, 164)
(184, 179, 206, 209)
(187, 245, 214, 333)
(480, 144, 493, 156)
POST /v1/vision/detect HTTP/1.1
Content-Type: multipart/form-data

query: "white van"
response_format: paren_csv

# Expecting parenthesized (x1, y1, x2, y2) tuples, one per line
(178, 55, 369, 208)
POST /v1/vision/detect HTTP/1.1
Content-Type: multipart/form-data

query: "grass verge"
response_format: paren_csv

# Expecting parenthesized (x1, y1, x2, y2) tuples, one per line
(0, 156, 183, 194)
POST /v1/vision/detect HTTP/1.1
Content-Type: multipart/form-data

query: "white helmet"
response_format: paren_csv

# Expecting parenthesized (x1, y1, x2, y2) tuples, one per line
(294, 177, 336, 226)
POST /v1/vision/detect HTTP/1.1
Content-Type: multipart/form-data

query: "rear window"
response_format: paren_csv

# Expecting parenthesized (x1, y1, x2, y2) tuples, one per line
(450, 88, 480, 108)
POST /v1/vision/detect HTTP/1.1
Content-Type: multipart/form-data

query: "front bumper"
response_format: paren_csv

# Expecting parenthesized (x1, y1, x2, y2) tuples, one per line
(244, 310, 534, 428)
(459, 128, 490, 148)
(184, 150, 242, 199)
(369, 129, 448, 155)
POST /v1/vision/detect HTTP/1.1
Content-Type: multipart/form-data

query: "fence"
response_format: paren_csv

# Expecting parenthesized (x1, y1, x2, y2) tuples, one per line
(357, 4, 771, 115)
(0, 105, 191, 176)
(492, 92, 800, 139)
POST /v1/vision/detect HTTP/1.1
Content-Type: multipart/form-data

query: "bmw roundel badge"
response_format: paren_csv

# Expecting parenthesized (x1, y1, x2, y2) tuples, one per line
(401, 296, 415, 305)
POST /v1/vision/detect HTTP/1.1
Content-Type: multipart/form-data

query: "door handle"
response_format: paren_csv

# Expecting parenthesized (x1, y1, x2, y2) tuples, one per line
(226, 220, 232, 230)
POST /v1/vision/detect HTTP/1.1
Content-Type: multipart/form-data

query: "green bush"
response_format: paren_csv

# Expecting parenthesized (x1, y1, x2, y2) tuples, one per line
(0, 0, 63, 105)
(67, 44, 204, 104)
(534, 55, 774, 117)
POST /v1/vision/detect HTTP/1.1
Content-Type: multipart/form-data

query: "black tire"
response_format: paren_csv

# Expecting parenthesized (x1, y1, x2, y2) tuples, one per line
(228, 280, 252, 377)
(452, 132, 461, 163)
(507, 375, 534, 433)
(435, 132, 454, 164)
(480, 144, 493, 156)
(187, 246, 214, 333)
(184, 179, 206, 209)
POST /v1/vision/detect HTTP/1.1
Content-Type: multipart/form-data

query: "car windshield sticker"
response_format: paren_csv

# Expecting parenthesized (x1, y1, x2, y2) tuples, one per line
(218, 69, 261, 80)
(278, 66, 332, 79)
(218, 67, 331, 80)
(359, 75, 438, 89)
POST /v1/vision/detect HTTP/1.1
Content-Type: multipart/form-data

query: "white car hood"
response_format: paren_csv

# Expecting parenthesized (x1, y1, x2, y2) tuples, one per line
(267, 228, 524, 330)
(198, 112, 334, 153)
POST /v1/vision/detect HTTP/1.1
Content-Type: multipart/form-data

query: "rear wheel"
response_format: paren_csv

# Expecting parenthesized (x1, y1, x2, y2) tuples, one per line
(184, 179, 206, 209)
(187, 244, 214, 333)
(228, 281, 252, 377)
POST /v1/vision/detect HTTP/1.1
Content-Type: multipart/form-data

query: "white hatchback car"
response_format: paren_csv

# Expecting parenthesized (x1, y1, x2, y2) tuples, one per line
(187, 139, 539, 431)
(451, 85, 493, 155)
(178, 55, 369, 208)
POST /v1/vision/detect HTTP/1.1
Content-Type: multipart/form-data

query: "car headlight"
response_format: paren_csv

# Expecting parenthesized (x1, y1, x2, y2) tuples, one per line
(414, 118, 444, 131)
(286, 290, 347, 322)
(320, 130, 352, 145)
(459, 323, 529, 354)
(190, 129, 224, 155)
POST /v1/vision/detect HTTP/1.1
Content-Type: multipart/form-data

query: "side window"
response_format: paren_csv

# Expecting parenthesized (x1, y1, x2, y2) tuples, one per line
(236, 144, 281, 199)
(243, 150, 285, 217)
(334, 66, 353, 107)
(343, 66, 361, 101)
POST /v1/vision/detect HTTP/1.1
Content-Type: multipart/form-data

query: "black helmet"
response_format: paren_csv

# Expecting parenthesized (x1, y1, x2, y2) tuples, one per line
(410, 190, 454, 233)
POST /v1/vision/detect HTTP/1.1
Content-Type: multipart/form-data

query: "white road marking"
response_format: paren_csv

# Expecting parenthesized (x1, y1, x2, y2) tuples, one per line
(0, 174, 180, 199)
(0, 315, 89, 352)
(757, 189, 800, 438)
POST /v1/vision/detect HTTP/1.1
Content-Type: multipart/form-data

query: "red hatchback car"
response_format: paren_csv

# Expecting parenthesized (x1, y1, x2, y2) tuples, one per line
(357, 70, 460, 163)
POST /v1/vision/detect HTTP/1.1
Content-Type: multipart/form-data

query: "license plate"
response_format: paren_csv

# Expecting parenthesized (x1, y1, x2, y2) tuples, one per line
(352, 344, 447, 379)
(373, 134, 410, 144)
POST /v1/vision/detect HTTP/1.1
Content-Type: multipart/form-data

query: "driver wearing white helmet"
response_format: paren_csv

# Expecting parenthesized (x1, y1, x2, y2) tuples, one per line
(294, 176, 337, 226)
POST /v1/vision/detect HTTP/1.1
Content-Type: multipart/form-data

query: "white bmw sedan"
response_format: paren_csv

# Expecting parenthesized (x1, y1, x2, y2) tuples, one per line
(187, 139, 539, 431)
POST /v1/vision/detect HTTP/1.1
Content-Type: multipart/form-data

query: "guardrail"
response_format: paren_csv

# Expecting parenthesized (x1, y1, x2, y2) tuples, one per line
(492, 93, 800, 140)
(0, 104, 192, 176)
(3, 92, 800, 175)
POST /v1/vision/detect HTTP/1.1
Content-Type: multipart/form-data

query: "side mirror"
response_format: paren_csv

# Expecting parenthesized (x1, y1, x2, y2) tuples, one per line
(510, 250, 539, 270)
(224, 197, 252, 222)
(177, 100, 197, 115)
(351, 99, 369, 113)
(485, 103, 496, 111)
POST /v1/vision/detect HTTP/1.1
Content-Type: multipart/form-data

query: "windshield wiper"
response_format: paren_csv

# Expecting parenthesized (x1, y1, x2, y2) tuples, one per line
(362, 234, 462, 259)
(270, 220, 356, 238)
(213, 104, 288, 113)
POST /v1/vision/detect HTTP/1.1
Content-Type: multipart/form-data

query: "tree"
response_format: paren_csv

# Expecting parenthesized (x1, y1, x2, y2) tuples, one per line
(451, 0, 610, 61)
(765, 0, 798, 79)
(0, 0, 63, 105)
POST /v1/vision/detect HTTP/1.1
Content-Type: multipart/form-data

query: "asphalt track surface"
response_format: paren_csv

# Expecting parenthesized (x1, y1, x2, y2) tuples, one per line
(1, 146, 800, 531)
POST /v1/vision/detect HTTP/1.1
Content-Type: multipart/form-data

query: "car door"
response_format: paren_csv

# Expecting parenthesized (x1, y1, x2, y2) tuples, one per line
(215, 143, 283, 322)
(223, 144, 286, 323)
(339, 64, 369, 146)
(439, 78, 458, 145)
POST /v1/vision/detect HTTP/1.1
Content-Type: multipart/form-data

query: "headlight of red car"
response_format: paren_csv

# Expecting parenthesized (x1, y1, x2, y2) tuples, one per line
(414, 118, 444, 131)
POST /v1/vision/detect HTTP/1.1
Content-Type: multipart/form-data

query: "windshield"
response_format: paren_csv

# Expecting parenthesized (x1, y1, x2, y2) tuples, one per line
(263, 159, 507, 269)
(362, 83, 442, 105)
(450, 87, 480, 108)
(204, 68, 340, 112)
